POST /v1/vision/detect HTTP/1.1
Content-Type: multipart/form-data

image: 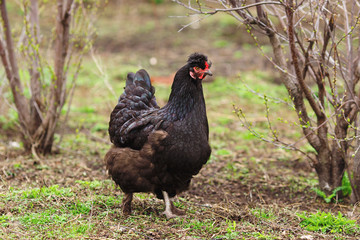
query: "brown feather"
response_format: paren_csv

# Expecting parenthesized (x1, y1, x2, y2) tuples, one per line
(104, 130, 167, 194)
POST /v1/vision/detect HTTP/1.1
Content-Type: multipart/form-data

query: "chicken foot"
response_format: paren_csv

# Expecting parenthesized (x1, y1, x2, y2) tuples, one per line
(161, 191, 185, 219)
(122, 192, 133, 216)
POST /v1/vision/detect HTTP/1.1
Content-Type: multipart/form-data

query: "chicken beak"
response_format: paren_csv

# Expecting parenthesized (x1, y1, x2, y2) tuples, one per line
(204, 69, 213, 76)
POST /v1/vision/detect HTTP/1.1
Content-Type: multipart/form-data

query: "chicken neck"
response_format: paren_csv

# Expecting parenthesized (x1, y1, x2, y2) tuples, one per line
(163, 65, 206, 121)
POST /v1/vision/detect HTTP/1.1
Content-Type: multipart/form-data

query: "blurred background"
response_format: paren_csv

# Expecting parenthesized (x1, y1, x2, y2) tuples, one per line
(93, 0, 271, 77)
(1, 0, 281, 152)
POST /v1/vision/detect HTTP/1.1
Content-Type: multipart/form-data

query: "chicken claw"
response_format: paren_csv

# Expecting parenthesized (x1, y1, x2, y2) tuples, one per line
(161, 191, 185, 219)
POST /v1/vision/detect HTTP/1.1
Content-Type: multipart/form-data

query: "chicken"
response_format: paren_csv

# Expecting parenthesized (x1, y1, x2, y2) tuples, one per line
(105, 53, 212, 218)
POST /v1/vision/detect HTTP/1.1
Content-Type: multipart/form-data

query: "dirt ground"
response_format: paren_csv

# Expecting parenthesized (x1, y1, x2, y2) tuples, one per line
(1, 136, 359, 239)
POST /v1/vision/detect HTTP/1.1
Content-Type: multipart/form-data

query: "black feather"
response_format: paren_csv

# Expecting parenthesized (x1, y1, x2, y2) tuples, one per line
(134, 69, 151, 89)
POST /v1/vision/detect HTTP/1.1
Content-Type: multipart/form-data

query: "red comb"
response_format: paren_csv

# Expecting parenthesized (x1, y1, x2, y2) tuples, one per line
(204, 61, 209, 70)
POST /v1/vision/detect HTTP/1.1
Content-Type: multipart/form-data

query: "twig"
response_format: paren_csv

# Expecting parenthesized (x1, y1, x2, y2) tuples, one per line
(234, 106, 317, 165)
(173, 0, 283, 15)
(178, 14, 211, 32)
(264, 95, 278, 141)
(90, 47, 117, 100)
(301, 39, 315, 83)
(83, 129, 110, 144)
(57, 56, 82, 147)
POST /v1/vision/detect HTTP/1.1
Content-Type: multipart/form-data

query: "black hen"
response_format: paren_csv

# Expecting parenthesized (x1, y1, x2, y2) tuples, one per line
(105, 53, 212, 218)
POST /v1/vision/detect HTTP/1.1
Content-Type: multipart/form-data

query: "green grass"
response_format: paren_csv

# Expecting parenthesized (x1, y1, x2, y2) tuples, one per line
(1, 183, 115, 239)
(20, 185, 74, 199)
(19, 210, 70, 226)
(225, 161, 250, 180)
(0, 215, 9, 227)
(218, 220, 240, 239)
(76, 179, 106, 190)
(251, 208, 277, 221)
(95, 194, 123, 208)
(312, 173, 352, 203)
(173, 218, 223, 236)
(298, 211, 360, 234)
(18, 210, 95, 239)
(68, 201, 93, 215)
(0, 108, 18, 131)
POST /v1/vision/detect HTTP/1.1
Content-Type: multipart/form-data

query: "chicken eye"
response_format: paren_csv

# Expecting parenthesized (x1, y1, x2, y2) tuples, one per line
(194, 66, 200, 71)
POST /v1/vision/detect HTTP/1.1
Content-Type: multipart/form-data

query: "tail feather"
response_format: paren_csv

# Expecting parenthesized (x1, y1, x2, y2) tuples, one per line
(134, 69, 151, 89)
(109, 69, 159, 148)
(126, 72, 135, 87)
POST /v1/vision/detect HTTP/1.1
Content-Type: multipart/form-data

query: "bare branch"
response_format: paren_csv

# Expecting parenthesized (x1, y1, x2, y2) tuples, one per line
(30, 0, 40, 40)
(286, 0, 324, 120)
(234, 106, 317, 164)
(178, 14, 211, 32)
(0, 38, 12, 86)
(27, 0, 44, 133)
(0, 0, 30, 125)
(53, 0, 73, 105)
(90, 47, 116, 99)
(172, 0, 283, 15)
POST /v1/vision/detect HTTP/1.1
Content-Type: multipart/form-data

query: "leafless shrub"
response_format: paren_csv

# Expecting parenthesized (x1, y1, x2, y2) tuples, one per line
(0, 0, 98, 157)
(175, 0, 360, 203)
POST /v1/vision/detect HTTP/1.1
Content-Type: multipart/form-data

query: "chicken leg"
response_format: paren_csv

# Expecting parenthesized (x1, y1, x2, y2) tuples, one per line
(161, 191, 185, 219)
(122, 193, 133, 216)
